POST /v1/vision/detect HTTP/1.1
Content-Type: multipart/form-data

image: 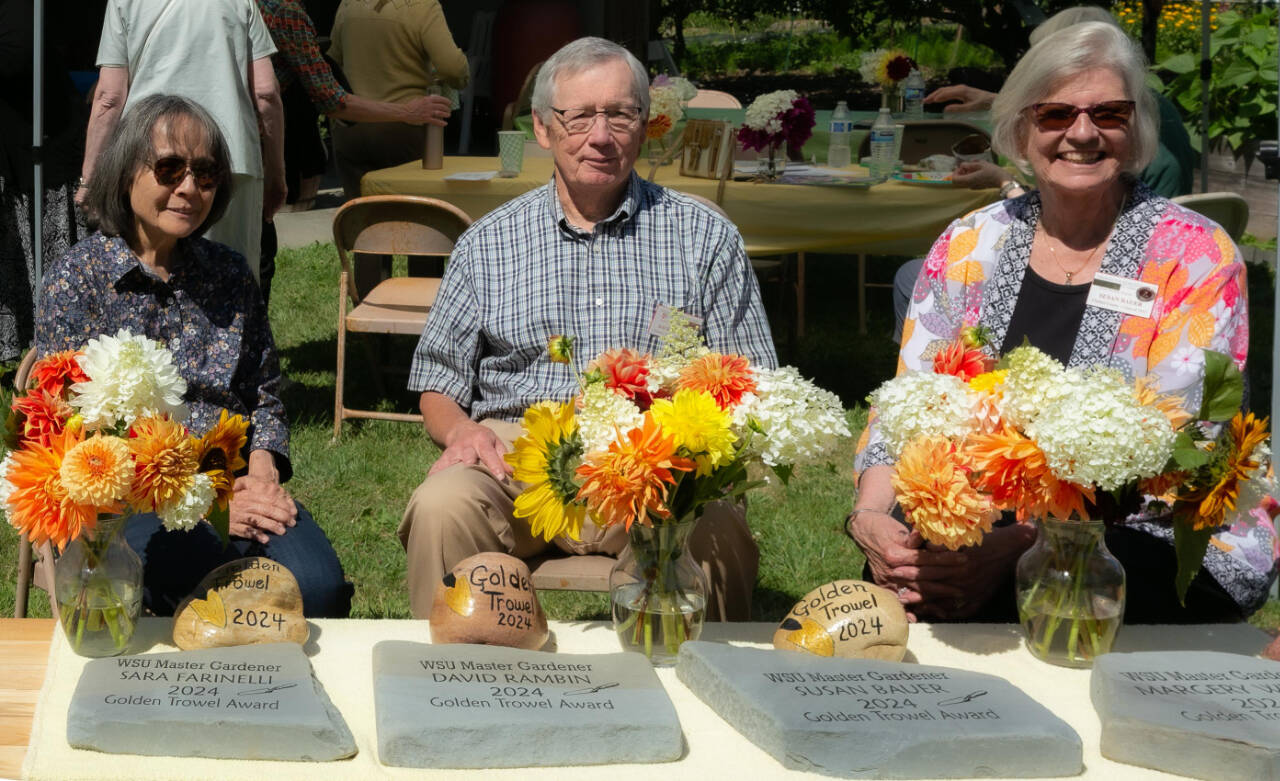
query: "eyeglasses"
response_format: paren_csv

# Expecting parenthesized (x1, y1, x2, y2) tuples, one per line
(149, 156, 223, 190)
(550, 106, 643, 135)
(1025, 100, 1135, 131)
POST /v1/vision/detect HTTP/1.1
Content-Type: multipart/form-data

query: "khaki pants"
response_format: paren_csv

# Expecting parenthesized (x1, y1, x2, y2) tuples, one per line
(398, 420, 759, 621)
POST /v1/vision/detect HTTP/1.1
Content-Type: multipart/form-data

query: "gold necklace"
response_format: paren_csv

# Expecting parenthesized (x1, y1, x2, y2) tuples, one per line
(1038, 193, 1128, 284)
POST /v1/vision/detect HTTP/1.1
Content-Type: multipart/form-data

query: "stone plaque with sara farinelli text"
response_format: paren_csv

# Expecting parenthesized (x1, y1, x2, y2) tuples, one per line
(1092, 651, 1280, 781)
(67, 642, 355, 761)
(372, 641, 682, 768)
(676, 641, 1081, 779)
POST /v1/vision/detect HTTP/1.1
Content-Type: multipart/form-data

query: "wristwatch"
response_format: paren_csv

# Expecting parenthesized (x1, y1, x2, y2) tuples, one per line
(999, 180, 1024, 199)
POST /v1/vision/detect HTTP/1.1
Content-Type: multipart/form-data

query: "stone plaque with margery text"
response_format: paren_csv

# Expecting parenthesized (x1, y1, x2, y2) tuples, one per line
(67, 643, 355, 761)
(676, 641, 1081, 779)
(373, 641, 682, 768)
(1092, 651, 1280, 781)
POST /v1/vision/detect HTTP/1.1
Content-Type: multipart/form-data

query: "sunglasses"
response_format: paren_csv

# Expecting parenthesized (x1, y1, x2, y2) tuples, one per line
(1026, 100, 1135, 131)
(149, 156, 223, 190)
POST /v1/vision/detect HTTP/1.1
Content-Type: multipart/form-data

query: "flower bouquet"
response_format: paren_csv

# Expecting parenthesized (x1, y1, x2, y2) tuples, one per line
(1, 329, 248, 656)
(737, 89, 815, 180)
(859, 48, 916, 110)
(646, 75, 695, 166)
(508, 316, 850, 664)
(867, 331, 1271, 666)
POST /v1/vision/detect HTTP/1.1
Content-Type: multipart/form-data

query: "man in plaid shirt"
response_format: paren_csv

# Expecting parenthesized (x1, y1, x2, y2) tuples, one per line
(398, 37, 776, 621)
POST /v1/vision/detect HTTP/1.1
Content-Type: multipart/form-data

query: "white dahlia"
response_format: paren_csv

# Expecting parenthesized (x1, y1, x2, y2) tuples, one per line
(71, 329, 187, 429)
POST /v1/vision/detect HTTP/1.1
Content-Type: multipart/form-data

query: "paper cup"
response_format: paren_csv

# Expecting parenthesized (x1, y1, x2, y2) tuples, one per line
(497, 131, 525, 177)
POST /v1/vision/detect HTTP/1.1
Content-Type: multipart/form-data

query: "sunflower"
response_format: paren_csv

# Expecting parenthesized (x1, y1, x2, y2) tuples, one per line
(648, 389, 736, 476)
(678, 353, 756, 410)
(891, 435, 995, 550)
(196, 410, 249, 509)
(28, 350, 89, 396)
(129, 415, 198, 512)
(1181, 412, 1270, 531)
(965, 424, 1092, 522)
(575, 413, 694, 531)
(1133, 376, 1193, 431)
(60, 434, 133, 507)
(4, 427, 97, 551)
(505, 401, 586, 542)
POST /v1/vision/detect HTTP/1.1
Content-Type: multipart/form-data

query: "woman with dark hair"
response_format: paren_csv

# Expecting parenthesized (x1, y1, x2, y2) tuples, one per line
(36, 94, 352, 617)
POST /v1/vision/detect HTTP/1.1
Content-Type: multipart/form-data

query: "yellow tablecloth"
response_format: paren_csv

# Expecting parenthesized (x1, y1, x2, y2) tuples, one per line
(360, 157, 998, 257)
(22, 618, 1272, 780)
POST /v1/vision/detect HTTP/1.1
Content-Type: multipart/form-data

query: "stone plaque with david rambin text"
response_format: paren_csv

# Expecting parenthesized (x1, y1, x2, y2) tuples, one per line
(676, 641, 1081, 779)
(1092, 651, 1280, 781)
(67, 642, 355, 760)
(373, 640, 682, 768)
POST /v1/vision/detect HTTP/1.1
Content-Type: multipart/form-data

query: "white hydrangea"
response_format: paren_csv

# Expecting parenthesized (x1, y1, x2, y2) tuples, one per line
(649, 85, 685, 122)
(999, 345, 1072, 429)
(71, 329, 187, 429)
(1028, 366, 1177, 491)
(158, 472, 215, 532)
(652, 311, 709, 389)
(869, 371, 976, 458)
(735, 367, 850, 467)
(0, 452, 15, 518)
(577, 384, 645, 454)
(744, 89, 798, 134)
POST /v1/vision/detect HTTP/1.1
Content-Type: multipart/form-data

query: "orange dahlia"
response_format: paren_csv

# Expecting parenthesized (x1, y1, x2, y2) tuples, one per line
(129, 415, 198, 512)
(677, 353, 756, 410)
(196, 410, 249, 509)
(12, 389, 72, 449)
(587, 348, 655, 409)
(965, 424, 1092, 522)
(575, 414, 694, 530)
(933, 339, 990, 382)
(4, 427, 97, 551)
(891, 435, 995, 550)
(28, 350, 89, 396)
(60, 435, 133, 507)
(646, 113, 673, 140)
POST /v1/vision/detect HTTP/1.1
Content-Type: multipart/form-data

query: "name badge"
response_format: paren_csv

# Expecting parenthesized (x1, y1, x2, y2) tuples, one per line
(1086, 272, 1157, 318)
(648, 303, 703, 338)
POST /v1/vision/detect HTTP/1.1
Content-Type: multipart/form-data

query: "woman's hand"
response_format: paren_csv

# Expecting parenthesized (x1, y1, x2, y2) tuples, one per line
(909, 524, 1038, 620)
(229, 450, 296, 543)
(923, 84, 996, 113)
(952, 160, 1013, 191)
(848, 510, 970, 621)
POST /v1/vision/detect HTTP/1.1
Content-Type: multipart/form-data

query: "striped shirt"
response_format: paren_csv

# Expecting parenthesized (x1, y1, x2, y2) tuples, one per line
(408, 173, 777, 422)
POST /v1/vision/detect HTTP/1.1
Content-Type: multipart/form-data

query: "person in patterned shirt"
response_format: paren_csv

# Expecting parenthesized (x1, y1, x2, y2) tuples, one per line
(397, 38, 777, 622)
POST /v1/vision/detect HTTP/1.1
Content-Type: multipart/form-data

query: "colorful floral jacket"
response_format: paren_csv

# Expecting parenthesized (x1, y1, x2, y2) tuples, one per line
(855, 180, 1274, 611)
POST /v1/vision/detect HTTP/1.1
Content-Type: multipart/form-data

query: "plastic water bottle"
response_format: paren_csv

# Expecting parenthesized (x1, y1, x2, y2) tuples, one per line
(869, 107, 896, 178)
(903, 68, 926, 120)
(827, 100, 852, 168)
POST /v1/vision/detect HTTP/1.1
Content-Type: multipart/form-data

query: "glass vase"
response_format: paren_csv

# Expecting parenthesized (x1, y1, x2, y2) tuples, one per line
(54, 514, 143, 657)
(1015, 518, 1125, 668)
(756, 142, 787, 179)
(610, 518, 707, 666)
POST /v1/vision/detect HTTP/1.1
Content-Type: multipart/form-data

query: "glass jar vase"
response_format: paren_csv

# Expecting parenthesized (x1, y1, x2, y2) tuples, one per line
(610, 518, 707, 666)
(756, 141, 787, 179)
(1015, 518, 1125, 668)
(55, 514, 143, 657)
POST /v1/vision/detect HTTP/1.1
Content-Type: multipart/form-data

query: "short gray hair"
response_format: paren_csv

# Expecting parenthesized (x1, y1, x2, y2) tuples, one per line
(991, 21, 1158, 175)
(529, 37, 649, 123)
(1029, 5, 1118, 47)
(85, 94, 232, 241)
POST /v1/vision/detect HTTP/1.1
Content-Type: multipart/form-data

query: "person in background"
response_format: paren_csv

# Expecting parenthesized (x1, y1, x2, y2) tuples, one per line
(255, 0, 454, 308)
(326, 0, 468, 200)
(38, 95, 352, 617)
(850, 23, 1263, 624)
(81, 0, 285, 281)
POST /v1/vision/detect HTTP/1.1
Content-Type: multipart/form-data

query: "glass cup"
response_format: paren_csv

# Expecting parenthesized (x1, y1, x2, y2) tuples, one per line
(497, 131, 525, 177)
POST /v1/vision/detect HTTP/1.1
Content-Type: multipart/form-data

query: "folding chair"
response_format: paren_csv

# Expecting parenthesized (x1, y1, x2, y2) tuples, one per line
(331, 195, 472, 437)
(687, 89, 741, 109)
(1172, 192, 1250, 242)
(11, 350, 58, 618)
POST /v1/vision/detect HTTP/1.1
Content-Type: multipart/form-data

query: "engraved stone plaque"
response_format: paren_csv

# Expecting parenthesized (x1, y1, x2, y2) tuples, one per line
(373, 641, 682, 768)
(67, 643, 355, 761)
(773, 580, 909, 661)
(172, 557, 308, 650)
(429, 552, 549, 649)
(677, 641, 1081, 778)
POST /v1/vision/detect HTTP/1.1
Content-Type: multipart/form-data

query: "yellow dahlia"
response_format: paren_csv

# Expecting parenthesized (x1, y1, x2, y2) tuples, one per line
(576, 413, 694, 530)
(891, 435, 996, 550)
(4, 427, 98, 551)
(678, 352, 756, 410)
(129, 415, 198, 512)
(197, 410, 249, 509)
(648, 389, 736, 476)
(505, 401, 586, 542)
(60, 434, 133, 506)
(967, 369, 1008, 395)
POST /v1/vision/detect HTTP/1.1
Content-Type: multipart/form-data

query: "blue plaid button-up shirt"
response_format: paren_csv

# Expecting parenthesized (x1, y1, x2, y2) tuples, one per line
(408, 173, 777, 422)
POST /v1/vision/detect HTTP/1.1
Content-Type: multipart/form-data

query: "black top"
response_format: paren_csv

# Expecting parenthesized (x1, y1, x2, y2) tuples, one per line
(1000, 266, 1091, 365)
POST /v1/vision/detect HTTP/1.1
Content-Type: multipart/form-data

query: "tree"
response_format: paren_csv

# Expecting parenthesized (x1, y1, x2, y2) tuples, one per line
(653, 0, 774, 67)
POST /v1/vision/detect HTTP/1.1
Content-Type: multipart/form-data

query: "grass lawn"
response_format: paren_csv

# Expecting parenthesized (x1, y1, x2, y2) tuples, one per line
(2, 240, 1275, 635)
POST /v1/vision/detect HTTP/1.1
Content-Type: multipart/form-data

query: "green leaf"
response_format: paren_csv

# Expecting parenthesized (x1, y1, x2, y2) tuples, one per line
(771, 463, 794, 486)
(207, 504, 231, 548)
(1171, 431, 1211, 470)
(1156, 52, 1196, 75)
(1198, 350, 1243, 422)
(1173, 520, 1214, 606)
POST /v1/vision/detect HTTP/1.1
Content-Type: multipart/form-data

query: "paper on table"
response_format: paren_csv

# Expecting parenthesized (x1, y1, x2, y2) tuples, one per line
(443, 171, 498, 181)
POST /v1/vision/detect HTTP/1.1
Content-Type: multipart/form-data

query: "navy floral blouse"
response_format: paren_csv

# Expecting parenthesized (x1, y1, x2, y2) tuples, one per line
(35, 232, 292, 481)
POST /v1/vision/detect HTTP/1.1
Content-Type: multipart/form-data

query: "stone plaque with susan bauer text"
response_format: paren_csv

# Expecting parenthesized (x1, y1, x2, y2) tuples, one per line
(67, 643, 355, 760)
(372, 641, 681, 768)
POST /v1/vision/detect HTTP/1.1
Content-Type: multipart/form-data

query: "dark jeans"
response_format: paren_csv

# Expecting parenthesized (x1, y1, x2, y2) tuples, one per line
(124, 501, 353, 618)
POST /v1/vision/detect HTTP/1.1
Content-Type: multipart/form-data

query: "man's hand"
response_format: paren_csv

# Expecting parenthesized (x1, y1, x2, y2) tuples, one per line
(402, 95, 453, 127)
(923, 84, 996, 113)
(228, 474, 297, 544)
(849, 510, 969, 622)
(429, 418, 514, 478)
(952, 160, 1012, 190)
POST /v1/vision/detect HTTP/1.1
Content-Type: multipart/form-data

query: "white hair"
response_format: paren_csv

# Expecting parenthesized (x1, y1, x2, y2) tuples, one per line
(1029, 5, 1119, 47)
(530, 37, 649, 122)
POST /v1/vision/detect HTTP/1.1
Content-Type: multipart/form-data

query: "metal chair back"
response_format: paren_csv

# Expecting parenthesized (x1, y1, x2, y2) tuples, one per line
(1172, 192, 1250, 242)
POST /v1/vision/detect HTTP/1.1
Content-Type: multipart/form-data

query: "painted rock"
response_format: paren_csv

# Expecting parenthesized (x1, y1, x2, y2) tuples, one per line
(172, 557, 309, 650)
(429, 553, 548, 650)
(772, 580, 908, 661)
